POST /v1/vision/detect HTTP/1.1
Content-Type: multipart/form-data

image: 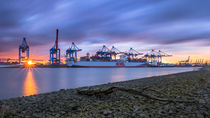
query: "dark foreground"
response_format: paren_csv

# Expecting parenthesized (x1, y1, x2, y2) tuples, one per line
(0, 68, 209, 118)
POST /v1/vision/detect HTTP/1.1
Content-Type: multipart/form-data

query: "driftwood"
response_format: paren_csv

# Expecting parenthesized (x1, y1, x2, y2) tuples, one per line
(77, 87, 199, 104)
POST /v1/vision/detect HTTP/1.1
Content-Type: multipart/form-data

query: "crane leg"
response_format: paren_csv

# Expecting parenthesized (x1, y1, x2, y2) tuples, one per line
(19, 48, 21, 64)
(59, 49, 60, 64)
(27, 48, 29, 59)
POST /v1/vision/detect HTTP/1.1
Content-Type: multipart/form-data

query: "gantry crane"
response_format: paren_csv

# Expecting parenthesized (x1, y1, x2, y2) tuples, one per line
(144, 49, 158, 63)
(179, 56, 191, 66)
(66, 42, 82, 62)
(145, 49, 172, 66)
(124, 48, 143, 61)
(110, 46, 123, 60)
(93, 45, 112, 61)
(49, 29, 60, 65)
(179, 56, 190, 63)
(19, 37, 29, 64)
(157, 50, 172, 63)
(96, 45, 110, 57)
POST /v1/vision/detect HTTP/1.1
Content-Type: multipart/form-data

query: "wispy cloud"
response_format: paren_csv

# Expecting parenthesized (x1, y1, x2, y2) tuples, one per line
(0, 0, 210, 54)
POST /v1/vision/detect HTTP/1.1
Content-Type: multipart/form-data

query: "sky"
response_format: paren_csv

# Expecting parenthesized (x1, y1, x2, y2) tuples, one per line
(0, 0, 210, 63)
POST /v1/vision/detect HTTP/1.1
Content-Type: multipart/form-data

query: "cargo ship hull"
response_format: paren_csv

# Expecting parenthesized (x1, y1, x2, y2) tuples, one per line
(67, 61, 148, 67)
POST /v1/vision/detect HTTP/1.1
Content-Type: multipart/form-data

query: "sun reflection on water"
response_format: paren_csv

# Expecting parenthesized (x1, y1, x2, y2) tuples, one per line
(23, 69, 38, 96)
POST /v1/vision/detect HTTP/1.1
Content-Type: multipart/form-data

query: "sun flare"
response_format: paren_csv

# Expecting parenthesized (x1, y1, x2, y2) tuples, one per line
(27, 60, 34, 65)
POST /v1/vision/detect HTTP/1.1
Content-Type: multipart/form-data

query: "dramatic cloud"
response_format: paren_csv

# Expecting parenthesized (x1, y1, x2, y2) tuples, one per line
(0, 0, 210, 54)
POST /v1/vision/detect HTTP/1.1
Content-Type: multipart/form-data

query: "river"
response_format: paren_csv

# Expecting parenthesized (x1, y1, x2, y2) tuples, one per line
(0, 67, 199, 99)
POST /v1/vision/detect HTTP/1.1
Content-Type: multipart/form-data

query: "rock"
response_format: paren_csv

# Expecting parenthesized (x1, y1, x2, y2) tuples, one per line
(71, 105, 80, 111)
(139, 114, 149, 118)
(61, 111, 66, 114)
(33, 113, 43, 117)
(168, 109, 173, 114)
(199, 99, 205, 104)
(55, 114, 61, 117)
(133, 105, 139, 112)
(103, 110, 112, 116)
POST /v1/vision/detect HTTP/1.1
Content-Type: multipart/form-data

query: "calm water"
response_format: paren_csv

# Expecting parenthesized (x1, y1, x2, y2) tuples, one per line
(0, 67, 199, 99)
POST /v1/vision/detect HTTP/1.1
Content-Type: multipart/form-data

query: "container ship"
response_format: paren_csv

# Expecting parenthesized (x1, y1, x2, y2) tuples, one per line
(67, 61, 148, 67)
(0, 63, 23, 68)
(0, 58, 23, 68)
(66, 44, 148, 67)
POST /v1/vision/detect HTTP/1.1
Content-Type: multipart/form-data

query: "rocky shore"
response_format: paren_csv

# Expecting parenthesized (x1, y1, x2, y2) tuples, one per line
(0, 67, 210, 118)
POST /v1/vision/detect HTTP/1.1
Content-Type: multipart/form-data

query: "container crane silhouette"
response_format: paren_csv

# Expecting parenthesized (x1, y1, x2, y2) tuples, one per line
(66, 42, 82, 62)
(145, 49, 172, 66)
(178, 56, 192, 66)
(110, 46, 123, 60)
(179, 56, 190, 63)
(49, 29, 60, 65)
(144, 49, 158, 63)
(96, 45, 110, 57)
(125, 48, 143, 61)
(157, 50, 172, 63)
(94, 45, 112, 61)
(19, 37, 29, 64)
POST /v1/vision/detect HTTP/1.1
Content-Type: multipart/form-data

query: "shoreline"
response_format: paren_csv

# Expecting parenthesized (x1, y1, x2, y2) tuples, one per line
(0, 64, 204, 68)
(0, 68, 209, 117)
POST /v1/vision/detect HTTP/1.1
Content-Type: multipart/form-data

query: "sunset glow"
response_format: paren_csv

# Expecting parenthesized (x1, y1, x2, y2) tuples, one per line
(27, 61, 34, 65)
(0, 0, 209, 64)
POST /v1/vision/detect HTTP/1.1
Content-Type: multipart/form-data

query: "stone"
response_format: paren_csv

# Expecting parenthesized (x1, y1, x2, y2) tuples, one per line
(103, 110, 112, 116)
(71, 105, 80, 111)
(199, 99, 205, 104)
(139, 114, 149, 118)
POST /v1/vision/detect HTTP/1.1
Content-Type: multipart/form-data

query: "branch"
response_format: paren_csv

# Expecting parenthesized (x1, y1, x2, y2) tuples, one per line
(77, 87, 199, 104)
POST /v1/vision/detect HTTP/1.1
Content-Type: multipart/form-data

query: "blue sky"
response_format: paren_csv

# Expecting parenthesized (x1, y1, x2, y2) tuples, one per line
(0, 0, 210, 62)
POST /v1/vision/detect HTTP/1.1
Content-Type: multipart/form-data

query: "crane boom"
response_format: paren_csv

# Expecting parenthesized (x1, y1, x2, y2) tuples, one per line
(19, 37, 29, 63)
(21, 37, 29, 52)
(56, 29, 59, 51)
(66, 42, 82, 62)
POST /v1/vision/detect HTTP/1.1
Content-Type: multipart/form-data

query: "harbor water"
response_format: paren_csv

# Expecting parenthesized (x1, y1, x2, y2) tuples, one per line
(0, 67, 199, 99)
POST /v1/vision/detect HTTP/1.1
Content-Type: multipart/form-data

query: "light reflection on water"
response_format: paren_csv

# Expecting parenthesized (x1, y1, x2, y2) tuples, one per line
(23, 69, 38, 96)
(0, 67, 199, 99)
